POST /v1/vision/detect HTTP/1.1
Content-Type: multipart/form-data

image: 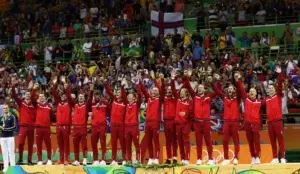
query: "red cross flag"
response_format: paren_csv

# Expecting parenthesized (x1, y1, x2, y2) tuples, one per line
(151, 10, 184, 36)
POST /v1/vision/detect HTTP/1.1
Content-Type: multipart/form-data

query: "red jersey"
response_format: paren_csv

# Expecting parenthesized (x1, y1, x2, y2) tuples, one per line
(105, 84, 127, 125)
(52, 85, 72, 125)
(91, 100, 109, 126)
(65, 87, 93, 126)
(266, 73, 284, 122)
(237, 80, 263, 124)
(124, 86, 142, 125)
(12, 87, 36, 126)
(213, 84, 240, 121)
(175, 98, 193, 124)
(35, 102, 52, 127)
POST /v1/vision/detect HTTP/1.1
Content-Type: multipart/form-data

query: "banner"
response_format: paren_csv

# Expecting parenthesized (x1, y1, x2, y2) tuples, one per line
(122, 47, 143, 57)
(151, 11, 184, 36)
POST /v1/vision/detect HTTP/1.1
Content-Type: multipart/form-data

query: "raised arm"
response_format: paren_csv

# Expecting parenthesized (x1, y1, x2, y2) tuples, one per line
(139, 81, 150, 101)
(212, 82, 225, 98)
(120, 86, 127, 104)
(276, 72, 284, 97)
(11, 86, 22, 106)
(52, 84, 61, 105)
(104, 83, 114, 99)
(65, 85, 76, 107)
(30, 88, 38, 107)
(155, 78, 165, 102)
(136, 82, 143, 106)
(184, 78, 196, 98)
(170, 79, 179, 100)
(236, 80, 247, 100)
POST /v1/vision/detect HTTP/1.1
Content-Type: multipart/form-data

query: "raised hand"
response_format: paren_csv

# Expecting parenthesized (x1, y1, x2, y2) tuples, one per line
(213, 73, 220, 81)
(90, 83, 94, 91)
(52, 76, 58, 85)
(150, 70, 155, 79)
(275, 66, 282, 74)
(234, 72, 241, 81)
(171, 69, 177, 79)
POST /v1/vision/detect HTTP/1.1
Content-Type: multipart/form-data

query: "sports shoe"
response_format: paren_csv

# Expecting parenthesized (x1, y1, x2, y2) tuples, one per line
(251, 157, 256, 165)
(28, 161, 34, 165)
(147, 159, 153, 165)
(165, 159, 171, 164)
(153, 159, 159, 165)
(255, 157, 261, 164)
(133, 160, 140, 165)
(56, 160, 63, 165)
(196, 159, 202, 165)
(46, 160, 52, 165)
(37, 161, 43, 165)
(221, 159, 230, 166)
(173, 159, 178, 165)
(270, 158, 279, 164)
(2, 168, 8, 173)
(207, 160, 215, 165)
(233, 158, 238, 165)
(92, 161, 100, 166)
(122, 161, 127, 165)
(183, 160, 190, 165)
(72, 160, 80, 166)
(100, 160, 107, 166)
(17, 160, 23, 165)
(280, 158, 287, 164)
(64, 160, 69, 165)
(110, 160, 118, 166)
(82, 158, 87, 166)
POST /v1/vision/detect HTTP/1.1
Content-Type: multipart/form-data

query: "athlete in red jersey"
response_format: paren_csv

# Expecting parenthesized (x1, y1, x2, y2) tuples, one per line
(12, 80, 36, 165)
(212, 74, 240, 165)
(265, 67, 286, 164)
(124, 80, 143, 164)
(139, 76, 163, 165)
(185, 76, 217, 166)
(157, 75, 178, 165)
(65, 83, 93, 166)
(52, 83, 72, 165)
(105, 83, 127, 165)
(32, 92, 53, 166)
(235, 72, 264, 165)
(90, 90, 109, 166)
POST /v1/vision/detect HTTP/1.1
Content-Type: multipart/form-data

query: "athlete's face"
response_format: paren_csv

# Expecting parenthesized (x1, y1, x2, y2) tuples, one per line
(78, 94, 85, 103)
(249, 88, 257, 99)
(94, 94, 101, 102)
(127, 93, 135, 104)
(197, 84, 205, 95)
(227, 85, 235, 96)
(267, 85, 275, 96)
(116, 90, 122, 99)
(38, 94, 46, 103)
(25, 91, 31, 100)
(3, 105, 8, 114)
(166, 86, 172, 96)
(180, 88, 188, 99)
(151, 87, 159, 97)
(61, 94, 66, 102)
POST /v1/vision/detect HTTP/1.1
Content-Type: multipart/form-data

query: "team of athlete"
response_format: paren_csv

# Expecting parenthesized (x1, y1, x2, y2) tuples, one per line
(10, 66, 286, 166)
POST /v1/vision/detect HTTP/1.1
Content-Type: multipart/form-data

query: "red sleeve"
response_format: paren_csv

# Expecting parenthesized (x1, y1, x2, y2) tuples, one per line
(236, 80, 247, 100)
(188, 99, 194, 120)
(52, 85, 61, 105)
(158, 79, 165, 102)
(170, 79, 179, 100)
(104, 83, 114, 99)
(184, 80, 196, 98)
(65, 87, 76, 107)
(212, 82, 225, 98)
(207, 92, 217, 99)
(136, 83, 143, 106)
(139, 82, 150, 101)
(276, 73, 284, 97)
(12, 86, 22, 106)
(31, 89, 38, 107)
(120, 87, 127, 104)
(86, 90, 94, 108)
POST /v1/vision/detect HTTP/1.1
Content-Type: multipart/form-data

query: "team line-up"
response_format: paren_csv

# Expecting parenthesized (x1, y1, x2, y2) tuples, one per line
(0, 67, 286, 172)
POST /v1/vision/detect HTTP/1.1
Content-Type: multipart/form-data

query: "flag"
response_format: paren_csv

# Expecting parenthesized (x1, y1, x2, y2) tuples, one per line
(151, 10, 184, 36)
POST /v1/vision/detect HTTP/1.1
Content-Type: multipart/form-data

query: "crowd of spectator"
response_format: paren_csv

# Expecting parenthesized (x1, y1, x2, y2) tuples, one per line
(196, 0, 300, 29)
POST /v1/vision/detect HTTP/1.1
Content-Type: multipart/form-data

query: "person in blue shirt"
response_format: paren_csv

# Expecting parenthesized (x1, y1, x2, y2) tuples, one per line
(0, 104, 16, 172)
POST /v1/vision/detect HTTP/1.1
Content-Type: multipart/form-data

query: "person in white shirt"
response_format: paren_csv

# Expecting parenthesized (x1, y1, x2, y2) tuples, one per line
(80, 5, 87, 20)
(90, 6, 99, 18)
(83, 39, 92, 58)
(44, 41, 53, 64)
(0, 105, 16, 172)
